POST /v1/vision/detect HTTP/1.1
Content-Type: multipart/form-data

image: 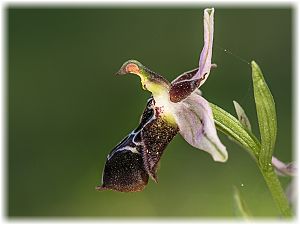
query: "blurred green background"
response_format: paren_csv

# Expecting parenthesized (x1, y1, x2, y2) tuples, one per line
(8, 6, 292, 217)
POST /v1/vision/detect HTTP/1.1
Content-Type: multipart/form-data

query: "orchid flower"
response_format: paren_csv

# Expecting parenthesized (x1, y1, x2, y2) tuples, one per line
(97, 8, 227, 192)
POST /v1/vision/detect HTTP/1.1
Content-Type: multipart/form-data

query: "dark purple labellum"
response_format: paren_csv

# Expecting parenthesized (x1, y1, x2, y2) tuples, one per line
(141, 113, 178, 182)
(169, 68, 207, 103)
(96, 146, 149, 192)
(97, 97, 178, 192)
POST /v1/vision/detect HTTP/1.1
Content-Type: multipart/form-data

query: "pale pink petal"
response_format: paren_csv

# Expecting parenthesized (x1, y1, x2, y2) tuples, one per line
(196, 8, 214, 85)
(173, 91, 228, 162)
(272, 156, 296, 177)
(169, 8, 214, 103)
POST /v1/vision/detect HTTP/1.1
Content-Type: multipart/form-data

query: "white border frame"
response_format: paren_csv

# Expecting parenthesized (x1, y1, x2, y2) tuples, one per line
(1, 1, 298, 224)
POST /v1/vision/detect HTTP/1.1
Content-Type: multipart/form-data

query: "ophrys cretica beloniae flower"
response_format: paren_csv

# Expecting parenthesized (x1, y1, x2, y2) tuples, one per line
(96, 8, 227, 192)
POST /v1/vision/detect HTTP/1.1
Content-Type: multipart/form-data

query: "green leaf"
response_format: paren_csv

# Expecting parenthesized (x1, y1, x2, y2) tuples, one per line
(233, 186, 252, 218)
(233, 100, 252, 131)
(211, 102, 292, 217)
(210, 102, 260, 160)
(251, 61, 277, 169)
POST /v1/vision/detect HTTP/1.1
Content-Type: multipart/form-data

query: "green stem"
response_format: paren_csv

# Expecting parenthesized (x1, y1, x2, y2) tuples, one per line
(259, 165, 293, 217)
(211, 103, 293, 218)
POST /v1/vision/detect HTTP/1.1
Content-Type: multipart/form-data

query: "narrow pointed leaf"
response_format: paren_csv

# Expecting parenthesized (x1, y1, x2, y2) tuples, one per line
(233, 100, 252, 131)
(233, 186, 252, 218)
(210, 103, 292, 217)
(251, 61, 277, 169)
(210, 102, 260, 160)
